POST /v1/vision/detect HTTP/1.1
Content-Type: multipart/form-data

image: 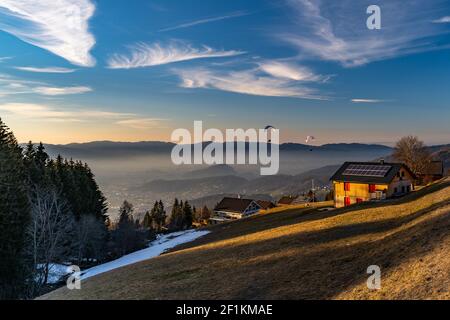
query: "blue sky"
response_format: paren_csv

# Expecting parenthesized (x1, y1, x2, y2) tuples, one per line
(0, 0, 450, 145)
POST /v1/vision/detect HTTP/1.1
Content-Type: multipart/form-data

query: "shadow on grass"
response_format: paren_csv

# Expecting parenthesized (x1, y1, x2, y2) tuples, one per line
(44, 179, 450, 300)
(226, 201, 450, 299)
(178, 179, 450, 251)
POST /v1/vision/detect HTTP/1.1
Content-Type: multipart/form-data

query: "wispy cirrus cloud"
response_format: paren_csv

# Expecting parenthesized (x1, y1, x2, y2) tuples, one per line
(14, 66, 76, 73)
(159, 11, 249, 32)
(0, 103, 167, 128)
(0, 103, 124, 121)
(32, 86, 92, 96)
(283, 0, 450, 67)
(107, 41, 244, 69)
(0, 56, 13, 62)
(0, 73, 91, 96)
(258, 61, 330, 82)
(351, 99, 384, 103)
(116, 118, 169, 130)
(0, 0, 96, 66)
(175, 61, 328, 99)
(432, 16, 450, 23)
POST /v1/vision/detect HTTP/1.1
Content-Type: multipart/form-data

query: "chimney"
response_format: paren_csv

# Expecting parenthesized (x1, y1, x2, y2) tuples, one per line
(380, 158, 385, 165)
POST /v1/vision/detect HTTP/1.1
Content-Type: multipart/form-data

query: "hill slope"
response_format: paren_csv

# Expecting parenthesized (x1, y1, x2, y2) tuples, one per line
(41, 179, 450, 300)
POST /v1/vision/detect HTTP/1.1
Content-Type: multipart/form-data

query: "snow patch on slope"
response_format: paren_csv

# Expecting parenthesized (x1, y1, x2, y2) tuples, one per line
(81, 229, 210, 280)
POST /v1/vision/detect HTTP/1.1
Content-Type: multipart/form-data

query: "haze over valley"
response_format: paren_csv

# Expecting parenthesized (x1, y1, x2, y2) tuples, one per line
(40, 141, 397, 216)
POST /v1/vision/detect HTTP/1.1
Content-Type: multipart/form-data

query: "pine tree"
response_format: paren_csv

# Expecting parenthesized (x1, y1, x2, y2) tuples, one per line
(182, 201, 193, 229)
(118, 200, 134, 226)
(112, 200, 145, 256)
(143, 211, 152, 229)
(0, 118, 31, 299)
(169, 198, 182, 231)
(151, 200, 167, 232)
(195, 205, 211, 223)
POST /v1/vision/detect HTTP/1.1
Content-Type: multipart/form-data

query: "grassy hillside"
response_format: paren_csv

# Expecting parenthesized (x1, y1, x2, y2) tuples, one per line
(41, 179, 450, 300)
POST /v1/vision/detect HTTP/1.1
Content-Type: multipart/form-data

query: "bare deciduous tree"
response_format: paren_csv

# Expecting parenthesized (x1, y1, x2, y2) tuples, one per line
(26, 185, 75, 295)
(393, 136, 431, 178)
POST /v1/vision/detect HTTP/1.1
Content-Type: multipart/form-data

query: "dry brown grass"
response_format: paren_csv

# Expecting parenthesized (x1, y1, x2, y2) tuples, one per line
(40, 180, 450, 300)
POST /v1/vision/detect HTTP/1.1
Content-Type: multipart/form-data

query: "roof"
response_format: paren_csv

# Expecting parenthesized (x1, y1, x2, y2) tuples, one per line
(214, 197, 259, 213)
(330, 162, 416, 184)
(421, 161, 444, 176)
(256, 200, 276, 209)
(278, 195, 299, 205)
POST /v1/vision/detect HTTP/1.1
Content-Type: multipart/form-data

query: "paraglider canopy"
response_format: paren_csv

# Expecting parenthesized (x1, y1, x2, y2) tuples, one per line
(264, 125, 276, 143)
(305, 135, 315, 144)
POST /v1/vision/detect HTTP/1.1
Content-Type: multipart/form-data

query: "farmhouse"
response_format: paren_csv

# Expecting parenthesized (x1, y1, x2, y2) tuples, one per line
(419, 160, 444, 183)
(277, 195, 307, 206)
(331, 161, 416, 208)
(210, 197, 261, 224)
(256, 200, 276, 210)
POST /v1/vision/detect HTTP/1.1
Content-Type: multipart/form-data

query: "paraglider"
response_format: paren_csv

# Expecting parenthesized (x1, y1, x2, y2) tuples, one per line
(305, 135, 315, 144)
(264, 125, 276, 143)
(305, 135, 316, 151)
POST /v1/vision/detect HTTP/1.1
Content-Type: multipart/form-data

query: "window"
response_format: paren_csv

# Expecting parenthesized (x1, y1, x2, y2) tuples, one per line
(344, 182, 351, 191)
(402, 186, 406, 193)
(401, 171, 405, 177)
(356, 198, 363, 204)
(394, 187, 398, 193)
(344, 197, 351, 207)
(369, 184, 376, 193)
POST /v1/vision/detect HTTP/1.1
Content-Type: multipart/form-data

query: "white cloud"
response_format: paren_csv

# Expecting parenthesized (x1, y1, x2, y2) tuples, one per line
(107, 41, 244, 69)
(175, 66, 326, 99)
(0, 73, 91, 97)
(0, 103, 165, 128)
(14, 66, 76, 73)
(116, 118, 168, 130)
(432, 16, 450, 23)
(32, 86, 92, 96)
(283, 0, 450, 67)
(0, 56, 12, 62)
(0, 0, 96, 66)
(159, 11, 248, 32)
(351, 99, 384, 103)
(258, 61, 329, 82)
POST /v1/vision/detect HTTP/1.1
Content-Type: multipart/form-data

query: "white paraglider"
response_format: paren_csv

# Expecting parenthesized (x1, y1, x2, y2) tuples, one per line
(305, 135, 315, 144)
(305, 135, 316, 151)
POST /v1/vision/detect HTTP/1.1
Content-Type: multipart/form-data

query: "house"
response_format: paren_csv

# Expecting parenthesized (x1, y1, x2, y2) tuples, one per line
(210, 197, 261, 224)
(330, 161, 416, 208)
(419, 160, 444, 183)
(256, 200, 276, 210)
(277, 195, 307, 206)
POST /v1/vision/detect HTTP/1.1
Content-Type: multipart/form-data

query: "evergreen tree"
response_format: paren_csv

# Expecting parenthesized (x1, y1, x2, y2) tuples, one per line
(118, 200, 134, 226)
(182, 201, 193, 229)
(195, 205, 211, 223)
(169, 198, 183, 231)
(150, 200, 167, 232)
(0, 118, 31, 299)
(112, 200, 146, 256)
(142, 211, 152, 229)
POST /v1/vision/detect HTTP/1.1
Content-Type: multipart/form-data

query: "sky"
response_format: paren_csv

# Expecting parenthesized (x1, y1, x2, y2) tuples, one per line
(0, 0, 450, 145)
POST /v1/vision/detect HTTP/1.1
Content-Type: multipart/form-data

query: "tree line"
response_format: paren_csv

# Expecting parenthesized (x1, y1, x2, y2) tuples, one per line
(0, 118, 111, 298)
(0, 117, 212, 299)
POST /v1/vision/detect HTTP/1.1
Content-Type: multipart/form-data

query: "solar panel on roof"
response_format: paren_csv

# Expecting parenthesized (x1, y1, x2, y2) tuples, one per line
(342, 164, 391, 177)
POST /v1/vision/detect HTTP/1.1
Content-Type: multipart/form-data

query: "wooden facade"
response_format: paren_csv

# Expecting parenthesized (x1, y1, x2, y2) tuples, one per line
(331, 162, 415, 208)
